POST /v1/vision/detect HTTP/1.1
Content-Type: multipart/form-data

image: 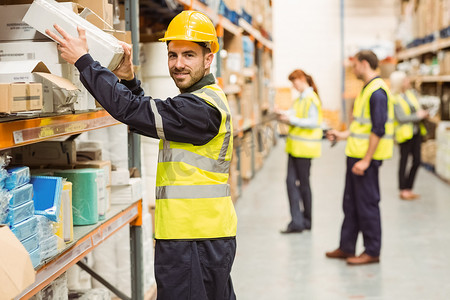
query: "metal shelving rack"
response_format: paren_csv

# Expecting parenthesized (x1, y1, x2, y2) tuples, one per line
(15, 201, 143, 300)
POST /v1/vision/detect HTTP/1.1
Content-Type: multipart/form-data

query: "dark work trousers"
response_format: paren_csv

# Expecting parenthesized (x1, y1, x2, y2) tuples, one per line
(398, 133, 422, 190)
(154, 238, 236, 300)
(286, 155, 312, 230)
(339, 157, 383, 257)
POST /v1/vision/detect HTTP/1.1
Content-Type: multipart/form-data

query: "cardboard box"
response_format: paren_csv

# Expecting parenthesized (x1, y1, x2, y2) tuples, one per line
(23, 0, 123, 70)
(34, 72, 79, 112)
(0, 60, 49, 83)
(58, 0, 114, 30)
(11, 136, 78, 166)
(0, 41, 61, 65)
(0, 82, 43, 113)
(111, 177, 142, 204)
(0, 226, 36, 300)
(76, 149, 102, 161)
(0, 3, 78, 41)
(0, 61, 79, 113)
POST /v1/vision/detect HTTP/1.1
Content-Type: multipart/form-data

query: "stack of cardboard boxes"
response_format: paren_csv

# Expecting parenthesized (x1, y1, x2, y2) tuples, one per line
(0, 0, 129, 114)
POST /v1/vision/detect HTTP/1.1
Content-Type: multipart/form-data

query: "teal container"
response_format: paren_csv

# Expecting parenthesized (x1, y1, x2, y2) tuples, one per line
(54, 169, 98, 226)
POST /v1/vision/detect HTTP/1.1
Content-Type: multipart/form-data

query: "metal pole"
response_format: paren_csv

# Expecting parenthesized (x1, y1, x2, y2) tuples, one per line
(130, 225, 144, 300)
(124, 0, 141, 173)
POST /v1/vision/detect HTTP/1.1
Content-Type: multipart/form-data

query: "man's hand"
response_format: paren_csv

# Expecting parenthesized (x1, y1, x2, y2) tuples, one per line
(45, 24, 88, 65)
(326, 129, 349, 142)
(113, 42, 134, 81)
(352, 159, 370, 176)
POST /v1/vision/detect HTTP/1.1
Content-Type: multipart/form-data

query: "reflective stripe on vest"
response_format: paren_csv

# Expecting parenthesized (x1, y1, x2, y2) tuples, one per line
(345, 78, 394, 160)
(150, 99, 166, 140)
(285, 91, 323, 158)
(155, 84, 237, 240)
(156, 184, 230, 199)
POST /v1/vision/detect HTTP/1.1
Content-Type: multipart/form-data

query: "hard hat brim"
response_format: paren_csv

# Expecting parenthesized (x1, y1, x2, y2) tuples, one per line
(159, 36, 219, 53)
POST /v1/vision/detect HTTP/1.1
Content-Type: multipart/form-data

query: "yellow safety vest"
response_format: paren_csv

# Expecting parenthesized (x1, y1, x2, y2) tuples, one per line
(393, 89, 427, 144)
(346, 78, 394, 160)
(285, 91, 323, 158)
(155, 84, 237, 240)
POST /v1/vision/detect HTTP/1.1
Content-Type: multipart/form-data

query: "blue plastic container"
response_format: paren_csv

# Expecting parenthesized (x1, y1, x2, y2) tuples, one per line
(9, 184, 33, 208)
(29, 246, 41, 268)
(10, 216, 38, 241)
(21, 233, 39, 254)
(5, 166, 30, 190)
(7, 200, 35, 225)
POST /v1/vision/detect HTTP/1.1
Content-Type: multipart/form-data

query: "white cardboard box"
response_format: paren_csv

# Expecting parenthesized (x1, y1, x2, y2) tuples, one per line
(23, 0, 124, 70)
(111, 178, 142, 204)
(0, 3, 76, 42)
(0, 41, 61, 65)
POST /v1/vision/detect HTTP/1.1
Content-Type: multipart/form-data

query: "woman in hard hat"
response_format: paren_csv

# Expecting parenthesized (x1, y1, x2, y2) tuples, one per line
(390, 71, 428, 200)
(47, 10, 237, 300)
(277, 69, 323, 233)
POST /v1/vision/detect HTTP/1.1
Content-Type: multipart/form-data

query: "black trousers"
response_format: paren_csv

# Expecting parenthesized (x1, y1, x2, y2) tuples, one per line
(398, 133, 422, 190)
(339, 157, 382, 257)
(154, 238, 236, 300)
(286, 155, 312, 230)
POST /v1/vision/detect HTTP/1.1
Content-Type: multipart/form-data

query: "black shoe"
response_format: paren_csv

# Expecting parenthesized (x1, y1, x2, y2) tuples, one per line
(280, 227, 303, 234)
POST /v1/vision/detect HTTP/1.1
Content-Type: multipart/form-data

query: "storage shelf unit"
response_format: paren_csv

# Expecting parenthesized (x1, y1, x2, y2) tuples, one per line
(15, 201, 143, 300)
(0, 110, 119, 151)
(175, 0, 273, 49)
(397, 37, 450, 61)
(410, 75, 450, 82)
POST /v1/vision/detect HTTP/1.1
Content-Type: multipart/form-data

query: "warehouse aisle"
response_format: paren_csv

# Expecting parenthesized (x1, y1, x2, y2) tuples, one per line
(231, 139, 450, 300)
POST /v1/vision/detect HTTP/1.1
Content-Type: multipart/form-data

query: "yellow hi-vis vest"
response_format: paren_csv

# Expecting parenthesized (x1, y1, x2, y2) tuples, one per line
(285, 91, 323, 158)
(393, 89, 427, 144)
(346, 78, 394, 160)
(155, 84, 237, 240)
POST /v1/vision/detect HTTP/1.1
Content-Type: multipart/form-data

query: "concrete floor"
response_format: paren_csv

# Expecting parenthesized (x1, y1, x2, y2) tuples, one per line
(231, 140, 450, 300)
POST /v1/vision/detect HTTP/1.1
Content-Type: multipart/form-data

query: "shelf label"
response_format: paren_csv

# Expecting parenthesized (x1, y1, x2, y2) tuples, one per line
(16, 239, 93, 299)
(103, 217, 123, 239)
(92, 229, 103, 246)
(13, 131, 24, 144)
(124, 206, 139, 223)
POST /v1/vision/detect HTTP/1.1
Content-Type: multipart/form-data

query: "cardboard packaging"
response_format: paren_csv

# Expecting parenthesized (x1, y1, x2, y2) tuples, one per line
(34, 72, 79, 113)
(0, 3, 79, 41)
(76, 149, 102, 161)
(23, 0, 124, 70)
(0, 82, 43, 113)
(11, 135, 78, 166)
(111, 177, 142, 204)
(111, 168, 130, 186)
(0, 60, 79, 113)
(0, 226, 36, 300)
(0, 41, 61, 65)
(0, 4, 48, 41)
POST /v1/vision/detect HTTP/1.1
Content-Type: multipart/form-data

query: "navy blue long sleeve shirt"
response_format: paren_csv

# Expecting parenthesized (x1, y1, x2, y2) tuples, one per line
(366, 77, 388, 138)
(74, 54, 222, 146)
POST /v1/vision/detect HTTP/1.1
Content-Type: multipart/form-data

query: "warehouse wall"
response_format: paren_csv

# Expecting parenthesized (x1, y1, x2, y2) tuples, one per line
(272, 0, 342, 110)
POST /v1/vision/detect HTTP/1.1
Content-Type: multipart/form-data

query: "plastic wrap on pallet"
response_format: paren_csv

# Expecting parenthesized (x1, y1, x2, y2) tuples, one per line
(7, 200, 34, 225)
(21, 233, 39, 254)
(68, 288, 111, 300)
(40, 234, 59, 262)
(5, 166, 30, 190)
(10, 216, 38, 241)
(0, 189, 11, 224)
(9, 183, 33, 208)
(36, 215, 56, 240)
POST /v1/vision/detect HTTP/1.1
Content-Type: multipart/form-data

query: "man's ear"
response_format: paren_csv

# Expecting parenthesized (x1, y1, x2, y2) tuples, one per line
(204, 52, 214, 69)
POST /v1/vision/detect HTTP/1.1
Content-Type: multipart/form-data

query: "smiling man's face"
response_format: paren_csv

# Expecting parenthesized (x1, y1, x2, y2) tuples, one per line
(167, 40, 213, 90)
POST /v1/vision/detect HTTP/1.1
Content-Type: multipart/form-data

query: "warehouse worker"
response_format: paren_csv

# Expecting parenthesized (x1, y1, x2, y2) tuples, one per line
(390, 70, 428, 200)
(46, 10, 237, 299)
(277, 69, 323, 233)
(325, 50, 394, 265)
